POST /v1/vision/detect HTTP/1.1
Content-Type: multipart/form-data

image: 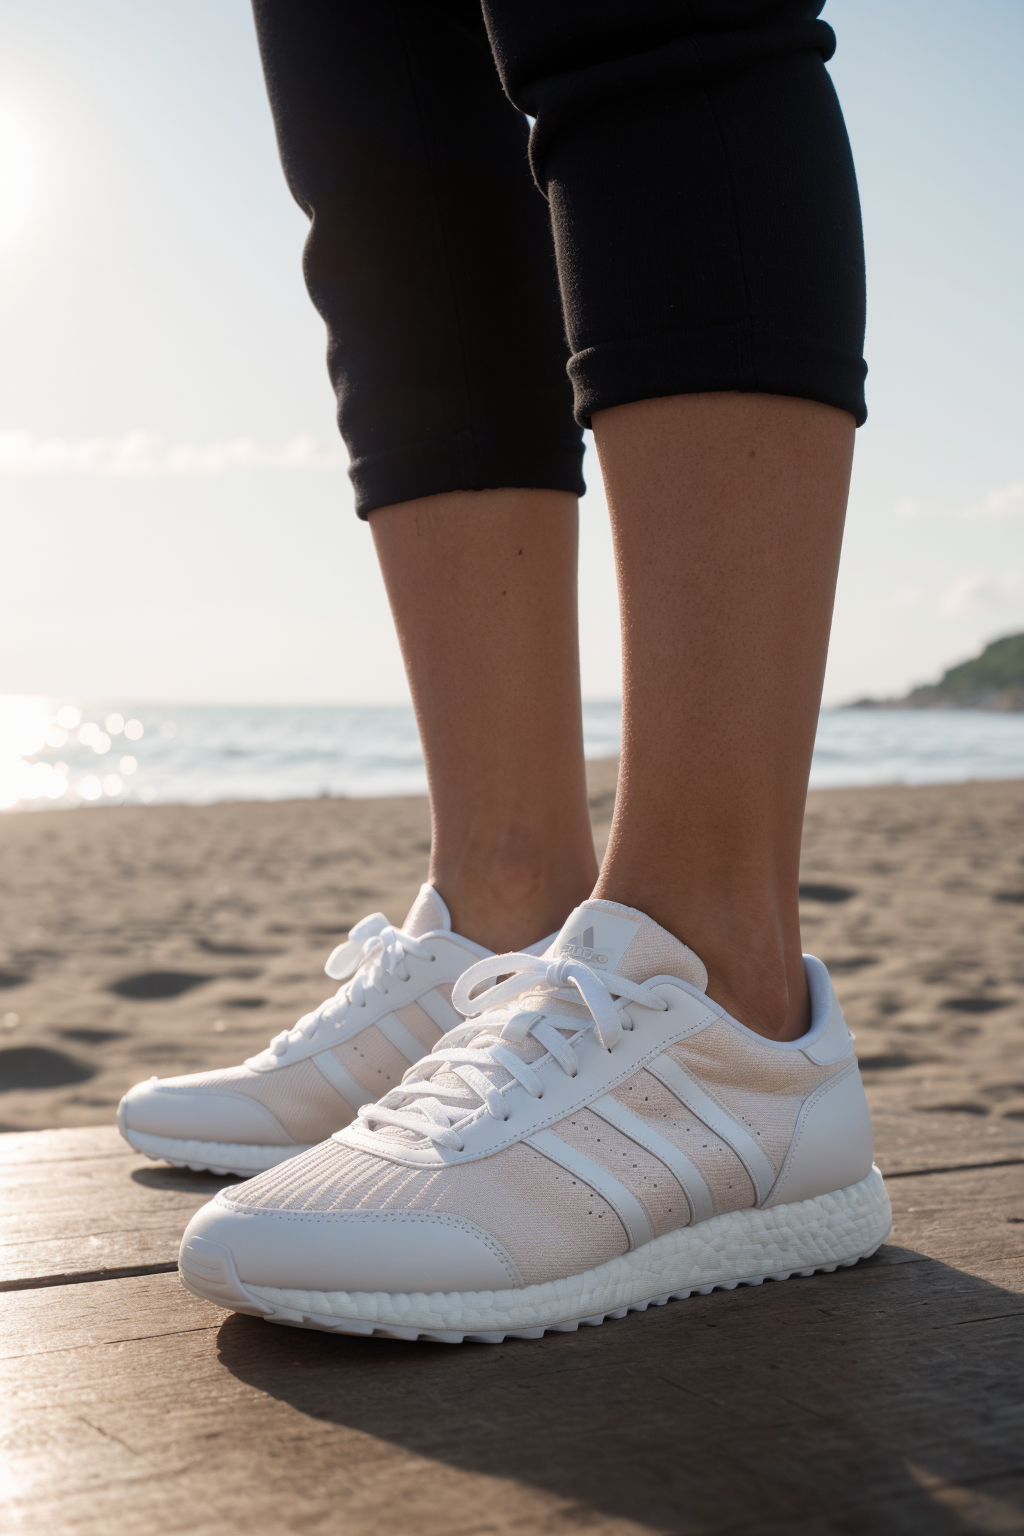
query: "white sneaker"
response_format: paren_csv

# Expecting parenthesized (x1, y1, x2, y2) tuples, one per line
(179, 898, 892, 1338)
(118, 885, 537, 1177)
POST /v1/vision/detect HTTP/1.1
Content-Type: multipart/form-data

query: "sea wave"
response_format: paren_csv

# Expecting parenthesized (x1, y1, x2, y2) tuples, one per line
(2, 698, 1023, 811)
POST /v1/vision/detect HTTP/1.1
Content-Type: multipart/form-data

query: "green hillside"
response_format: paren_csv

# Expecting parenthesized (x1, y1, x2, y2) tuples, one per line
(907, 631, 1024, 706)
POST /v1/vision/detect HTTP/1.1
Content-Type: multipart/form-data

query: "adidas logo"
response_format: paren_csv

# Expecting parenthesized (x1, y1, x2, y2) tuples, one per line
(557, 925, 610, 966)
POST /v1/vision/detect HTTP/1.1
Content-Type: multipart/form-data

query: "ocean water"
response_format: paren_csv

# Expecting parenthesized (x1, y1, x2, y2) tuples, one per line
(2, 697, 1024, 811)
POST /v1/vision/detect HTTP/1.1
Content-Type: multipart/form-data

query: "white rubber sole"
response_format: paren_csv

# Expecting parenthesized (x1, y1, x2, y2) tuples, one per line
(117, 1100, 311, 1178)
(179, 1165, 891, 1343)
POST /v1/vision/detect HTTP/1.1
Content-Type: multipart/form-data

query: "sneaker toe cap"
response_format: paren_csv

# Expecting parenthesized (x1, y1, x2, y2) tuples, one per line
(179, 1195, 521, 1294)
(119, 1077, 291, 1144)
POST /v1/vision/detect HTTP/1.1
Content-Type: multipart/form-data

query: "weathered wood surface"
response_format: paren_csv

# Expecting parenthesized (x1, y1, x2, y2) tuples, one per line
(3, 765, 1023, 1527)
(4, 1113, 1024, 1289)
(868, 1103, 1024, 1177)
(2, 1163, 1021, 1535)
(0, 1127, 236, 1288)
(2, 1118, 1024, 1535)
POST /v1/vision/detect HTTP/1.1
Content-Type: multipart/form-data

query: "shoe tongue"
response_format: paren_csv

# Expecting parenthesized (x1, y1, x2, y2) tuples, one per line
(376, 896, 705, 1150)
(549, 898, 708, 992)
(402, 883, 452, 938)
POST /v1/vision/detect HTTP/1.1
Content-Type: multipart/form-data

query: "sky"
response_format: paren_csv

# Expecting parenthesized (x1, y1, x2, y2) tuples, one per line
(1, 0, 1022, 706)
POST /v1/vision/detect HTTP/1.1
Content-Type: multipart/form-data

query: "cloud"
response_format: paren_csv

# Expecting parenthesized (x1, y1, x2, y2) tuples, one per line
(964, 481, 1024, 519)
(939, 571, 1023, 616)
(893, 482, 1024, 521)
(0, 430, 347, 476)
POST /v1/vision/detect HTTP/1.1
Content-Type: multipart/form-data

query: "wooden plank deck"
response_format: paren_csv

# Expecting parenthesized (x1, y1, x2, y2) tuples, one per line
(3, 775, 1023, 1531)
(3, 1121, 1023, 1534)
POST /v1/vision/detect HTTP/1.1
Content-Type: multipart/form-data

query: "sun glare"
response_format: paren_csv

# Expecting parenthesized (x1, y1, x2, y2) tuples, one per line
(0, 697, 158, 811)
(0, 104, 37, 253)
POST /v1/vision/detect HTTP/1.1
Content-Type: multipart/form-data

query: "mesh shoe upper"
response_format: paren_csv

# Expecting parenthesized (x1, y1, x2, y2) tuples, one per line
(119, 885, 489, 1148)
(210, 899, 870, 1288)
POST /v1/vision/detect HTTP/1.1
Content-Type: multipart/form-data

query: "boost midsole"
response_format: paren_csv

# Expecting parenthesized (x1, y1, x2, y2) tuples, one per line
(232, 1166, 891, 1332)
(120, 1124, 310, 1174)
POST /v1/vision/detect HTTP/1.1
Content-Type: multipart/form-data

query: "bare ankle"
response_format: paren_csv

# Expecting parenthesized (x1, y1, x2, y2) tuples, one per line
(433, 842, 597, 954)
(703, 957, 809, 1041)
(593, 875, 809, 1040)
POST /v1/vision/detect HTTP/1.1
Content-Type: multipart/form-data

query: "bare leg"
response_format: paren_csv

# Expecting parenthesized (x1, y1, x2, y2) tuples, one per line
(592, 392, 854, 1041)
(370, 488, 598, 953)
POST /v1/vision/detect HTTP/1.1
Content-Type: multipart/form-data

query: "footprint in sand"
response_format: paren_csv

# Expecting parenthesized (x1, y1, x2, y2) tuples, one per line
(923, 1102, 991, 1116)
(942, 997, 1011, 1014)
(856, 1051, 921, 1071)
(108, 971, 213, 1000)
(194, 938, 283, 956)
(823, 956, 879, 974)
(58, 1028, 127, 1046)
(0, 1046, 96, 1091)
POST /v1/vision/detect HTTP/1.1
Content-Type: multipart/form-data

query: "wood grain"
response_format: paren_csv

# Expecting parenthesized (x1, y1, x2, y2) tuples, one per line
(3, 1163, 1021, 1535)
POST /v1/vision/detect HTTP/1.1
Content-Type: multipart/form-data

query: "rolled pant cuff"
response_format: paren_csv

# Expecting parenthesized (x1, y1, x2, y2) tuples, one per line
(569, 321, 868, 428)
(349, 433, 587, 519)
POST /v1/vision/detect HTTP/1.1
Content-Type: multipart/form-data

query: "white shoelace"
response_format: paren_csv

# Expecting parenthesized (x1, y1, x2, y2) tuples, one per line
(253, 912, 436, 1064)
(356, 951, 668, 1151)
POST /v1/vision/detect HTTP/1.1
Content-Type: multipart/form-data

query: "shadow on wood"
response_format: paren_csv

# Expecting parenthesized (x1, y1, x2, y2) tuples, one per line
(211, 1243, 1024, 1534)
(129, 1164, 241, 1195)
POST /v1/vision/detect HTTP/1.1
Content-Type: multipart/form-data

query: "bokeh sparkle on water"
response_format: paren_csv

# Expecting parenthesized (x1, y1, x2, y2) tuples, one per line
(2, 697, 1024, 811)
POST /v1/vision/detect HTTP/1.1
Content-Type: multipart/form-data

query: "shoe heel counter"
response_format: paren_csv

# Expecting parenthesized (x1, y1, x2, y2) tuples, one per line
(764, 1065, 874, 1207)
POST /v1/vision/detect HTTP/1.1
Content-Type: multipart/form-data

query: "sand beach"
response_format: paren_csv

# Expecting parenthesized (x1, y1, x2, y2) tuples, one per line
(1, 759, 1022, 1137)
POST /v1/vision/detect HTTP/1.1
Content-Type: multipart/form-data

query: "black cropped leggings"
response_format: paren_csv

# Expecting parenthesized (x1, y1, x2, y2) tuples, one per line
(252, 1, 867, 518)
